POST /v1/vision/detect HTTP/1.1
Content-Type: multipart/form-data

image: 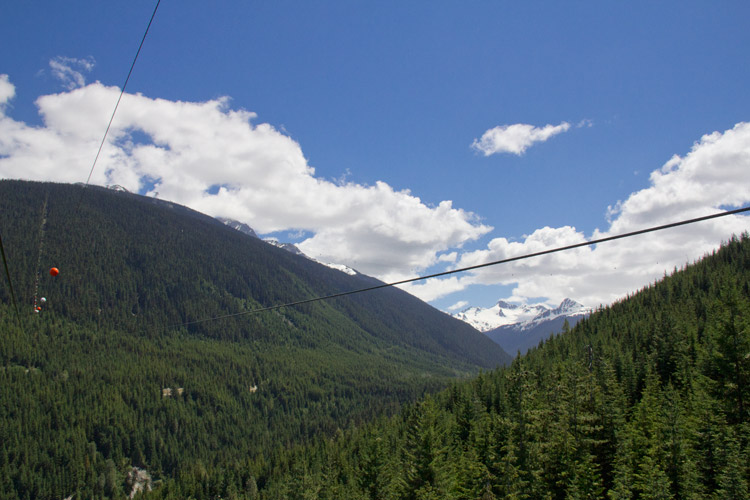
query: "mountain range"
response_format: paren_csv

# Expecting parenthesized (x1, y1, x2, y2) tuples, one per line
(0, 179, 510, 499)
(2, 180, 748, 499)
(216, 216, 259, 239)
(453, 298, 591, 355)
(254, 234, 750, 499)
(220, 218, 360, 276)
(217, 218, 591, 345)
(221, 217, 592, 356)
(0, 181, 510, 372)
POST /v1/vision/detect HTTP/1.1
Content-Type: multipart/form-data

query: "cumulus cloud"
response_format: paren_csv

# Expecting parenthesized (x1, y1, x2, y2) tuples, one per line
(3, 75, 747, 312)
(0, 75, 14, 106)
(471, 122, 571, 156)
(447, 300, 469, 311)
(411, 122, 750, 308)
(438, 252, 458, 263)
(0, 76, 491, 281)
(48, 56, 96, 90)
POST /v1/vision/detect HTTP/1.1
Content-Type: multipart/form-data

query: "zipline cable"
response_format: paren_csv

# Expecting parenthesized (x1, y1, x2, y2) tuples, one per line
(2, 0, 162, 318)
(172, 205, 750, 328)
(32, 194, 49, 312)
(75, 0, 162, 211)
(0, 231, 21, 324)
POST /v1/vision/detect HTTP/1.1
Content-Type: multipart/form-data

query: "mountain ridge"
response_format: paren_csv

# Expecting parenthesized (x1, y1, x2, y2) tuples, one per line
(452, 297, 589, 331)
(0, 179, 511, 499)
(251, 234, 750, 500)
(1, 179, 509, 369)
(452, 298, 590, 355)
(219, 218, 361, 276)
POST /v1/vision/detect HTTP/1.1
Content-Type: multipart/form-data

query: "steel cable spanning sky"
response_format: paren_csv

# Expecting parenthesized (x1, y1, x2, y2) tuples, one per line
(76, 0, 162, 211)
(2, 2, 749, 314)
(1, 1, 161, 325)
(173, 205, 750, 328)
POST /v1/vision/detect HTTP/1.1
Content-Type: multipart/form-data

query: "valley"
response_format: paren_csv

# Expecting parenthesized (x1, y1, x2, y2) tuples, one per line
(1, 180, 748, 499)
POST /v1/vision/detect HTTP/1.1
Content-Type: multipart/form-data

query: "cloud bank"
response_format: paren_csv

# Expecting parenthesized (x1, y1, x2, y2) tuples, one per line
(1, 73, 748, 310)
(0, 75, 490, 282)
(471, 122, 571, 156)
(405, 122, 750, 307)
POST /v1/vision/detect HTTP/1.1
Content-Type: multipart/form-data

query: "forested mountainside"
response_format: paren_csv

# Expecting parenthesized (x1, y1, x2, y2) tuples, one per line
(485, 314, 586, 356)
(0, 180, 507, 369)
(243, 234, 750, 500)
(0, 180, 509, 500)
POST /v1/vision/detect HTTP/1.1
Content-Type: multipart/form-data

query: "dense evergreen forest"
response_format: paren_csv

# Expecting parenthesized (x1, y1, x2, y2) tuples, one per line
(232, 234, 748, 500)
(0, 180, 509, 500)
(0, 180, 507, 369)
(2, 180, 748, 499)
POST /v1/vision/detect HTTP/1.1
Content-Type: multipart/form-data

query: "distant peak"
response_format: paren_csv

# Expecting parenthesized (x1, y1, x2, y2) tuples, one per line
(560, 297, 581, 308)
(451, 297, 589, 332)
(217, 217, 259, 238)
(552, 298, 588, 315)
(496, 300, 518, 309)
(261, 238, 359, 275)
(264, 239, 305, 256)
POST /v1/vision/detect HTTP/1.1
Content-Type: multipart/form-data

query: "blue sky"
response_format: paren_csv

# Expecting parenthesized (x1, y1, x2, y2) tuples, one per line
(2, 1, 750, 312)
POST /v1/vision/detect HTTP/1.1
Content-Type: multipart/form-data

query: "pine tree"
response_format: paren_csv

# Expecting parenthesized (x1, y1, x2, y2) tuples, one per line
(704, 283, 750, 424)
(713, 435, 749, 500)
(567, 452, 604, 500)
(399, 399, 454, 499)
(493, 429, 527, 500)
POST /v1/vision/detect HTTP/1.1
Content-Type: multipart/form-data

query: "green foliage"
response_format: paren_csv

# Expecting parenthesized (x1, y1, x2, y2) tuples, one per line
(3, 179, 749, 498)
(0, 180, 510, 499)
(255, 234, 750, 499)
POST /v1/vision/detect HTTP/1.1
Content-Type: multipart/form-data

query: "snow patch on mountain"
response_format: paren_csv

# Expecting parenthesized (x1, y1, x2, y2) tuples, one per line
(216, 217, 259, 238)
(217, 218, 359, 276)
(452, 298, 590, 332)
(321, 262, 359, 276)
(453, 298, 591, 355)
(264, 238, 306, 256)
(264, 239, 357, 274)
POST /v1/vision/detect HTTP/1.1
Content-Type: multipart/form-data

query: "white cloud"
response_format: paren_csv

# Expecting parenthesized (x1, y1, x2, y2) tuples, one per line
(0, 75, 14, 106)
(0, 76, 491, 281)
(447, 300, 469, 311)
(471, 121, 571, 156)
(399, 275, 472, 303)
(438, 252, 458, 263)
(49, 56, 96, 90)
(422, 122, 750, 308)
(3, 75, 747, 313)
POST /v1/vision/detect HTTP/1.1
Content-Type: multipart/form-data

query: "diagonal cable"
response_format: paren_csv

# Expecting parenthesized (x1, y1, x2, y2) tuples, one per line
(0, 232, 21, 324)
(76, 0, 162, 210)
(172, 205, 750, 328)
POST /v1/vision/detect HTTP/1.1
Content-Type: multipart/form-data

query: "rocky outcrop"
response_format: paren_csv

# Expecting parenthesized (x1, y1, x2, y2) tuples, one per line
(126, 467, 152, 498)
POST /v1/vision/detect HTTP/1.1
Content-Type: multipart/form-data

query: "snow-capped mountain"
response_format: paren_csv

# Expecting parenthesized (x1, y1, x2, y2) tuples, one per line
(452, 299, 587, 333)
(216, 217, 259, 239)
(452, 298, 591, 355)
(319, 262, 359, 276)
(217, 218, 359, 276)
(525, 298, 590, 327)
(265, 239, 359, 275)
(264, 238, 306, 256)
